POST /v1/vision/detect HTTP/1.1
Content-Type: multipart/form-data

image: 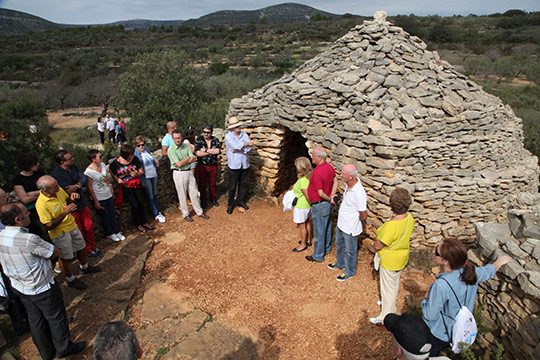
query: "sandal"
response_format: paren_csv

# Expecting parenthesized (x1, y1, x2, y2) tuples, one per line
(136, 227, 147, 233)
(142, 224, 155, 231)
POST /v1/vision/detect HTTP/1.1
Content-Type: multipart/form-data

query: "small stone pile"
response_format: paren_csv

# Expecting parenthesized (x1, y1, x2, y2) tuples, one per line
(473, 192, 540, 358)
(225, 12, 539, 247)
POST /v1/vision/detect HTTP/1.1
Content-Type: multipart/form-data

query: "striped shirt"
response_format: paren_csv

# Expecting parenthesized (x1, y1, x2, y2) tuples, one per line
(0, 226, 54, 295)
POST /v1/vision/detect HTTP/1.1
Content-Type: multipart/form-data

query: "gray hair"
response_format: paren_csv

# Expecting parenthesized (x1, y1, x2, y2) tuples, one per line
(342, 164, 358, 177)
(0, 202, 24, 226)
(36, 175, 56, 190)
(313, 148, 327, 159)
(94, 321, 140, 360)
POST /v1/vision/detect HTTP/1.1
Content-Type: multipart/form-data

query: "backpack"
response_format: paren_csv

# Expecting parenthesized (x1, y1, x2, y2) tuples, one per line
(440, 278, 478, 354)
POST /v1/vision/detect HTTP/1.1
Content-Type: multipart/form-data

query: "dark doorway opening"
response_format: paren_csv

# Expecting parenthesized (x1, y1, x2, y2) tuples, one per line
(272, 128, 310, 196)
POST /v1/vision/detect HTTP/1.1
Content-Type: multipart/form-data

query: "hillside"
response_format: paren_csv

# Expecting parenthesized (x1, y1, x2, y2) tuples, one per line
(0, 3, 343, 34)
(0, 8, 63, 34)
(182, 3, 341, 26)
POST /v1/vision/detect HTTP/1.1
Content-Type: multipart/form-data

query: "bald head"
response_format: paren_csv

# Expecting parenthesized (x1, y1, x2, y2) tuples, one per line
(36, 175, 61, 196)
(0, 188, 7, 208)
(166, 121, 177, 133)
(0, 202, 29, 227)
(342, 164, 358, 177)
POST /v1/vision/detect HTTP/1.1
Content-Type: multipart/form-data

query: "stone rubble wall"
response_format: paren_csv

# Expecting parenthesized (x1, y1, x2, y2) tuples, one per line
(9, 152, 179, 241)
(225, 18, 540, 247)
(472, 192, 540, 359)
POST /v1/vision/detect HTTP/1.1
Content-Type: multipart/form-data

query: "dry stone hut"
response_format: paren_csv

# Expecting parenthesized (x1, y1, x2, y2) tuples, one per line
(225, 12, 539, 247)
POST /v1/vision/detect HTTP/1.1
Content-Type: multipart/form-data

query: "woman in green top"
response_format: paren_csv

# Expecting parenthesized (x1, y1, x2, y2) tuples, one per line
(292, 157, 313, 252)
(370, 187, 415, 325)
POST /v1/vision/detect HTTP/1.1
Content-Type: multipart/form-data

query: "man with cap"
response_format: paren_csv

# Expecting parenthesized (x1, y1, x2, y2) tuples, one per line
(224, 118, 254, 214)
(384, 313, 450, 360)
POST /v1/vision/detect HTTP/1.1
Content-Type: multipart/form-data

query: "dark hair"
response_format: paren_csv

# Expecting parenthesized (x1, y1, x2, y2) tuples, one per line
(55, 149, 69, 164)
(172, 129, 182, 136)
(439, 237, 477, 285)
(97, 116, 102, 122)
(389, 188, 411, 214)
(203, 124, 213, 132)
(0, 203, 23, 226)
(182, 127, 196, 144)
(16, 153, 39, 171)
(120, 144, 135, 160)
(87, 149, 100, 161)
(94, 321, 139, 360)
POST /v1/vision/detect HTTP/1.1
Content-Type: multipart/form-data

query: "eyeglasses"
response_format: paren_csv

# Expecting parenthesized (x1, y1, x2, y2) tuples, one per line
(203, 131, 212, 134)
(64, 156, 74, 161)
(137, 144, 145, 147)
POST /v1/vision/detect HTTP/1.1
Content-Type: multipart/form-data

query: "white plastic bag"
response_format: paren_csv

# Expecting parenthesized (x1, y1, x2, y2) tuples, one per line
(282, 190, 295, 211)
(451, 305, 477, 354)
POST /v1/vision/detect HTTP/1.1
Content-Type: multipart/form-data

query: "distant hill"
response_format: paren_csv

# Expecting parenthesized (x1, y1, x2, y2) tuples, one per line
(108, 19, 185, 31)
(0, 3, 344, 35)
(182, 3, 341, 26)
(0, 8, 64, 35)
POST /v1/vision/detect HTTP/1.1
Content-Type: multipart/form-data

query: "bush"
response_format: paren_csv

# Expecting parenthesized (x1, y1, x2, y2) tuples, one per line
(0, 98, 56, 189)
(112, 49, 205, 141)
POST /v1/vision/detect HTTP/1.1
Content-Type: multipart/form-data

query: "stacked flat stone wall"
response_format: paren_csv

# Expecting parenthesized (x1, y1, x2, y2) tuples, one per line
(225, 17, 539, 247)
(10, 151, 178, 241)
(472, 192, 540, 359)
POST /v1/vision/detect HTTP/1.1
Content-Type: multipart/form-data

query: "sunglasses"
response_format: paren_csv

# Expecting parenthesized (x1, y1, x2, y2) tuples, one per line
(203, 131, 212, 134)
(434, 246, 441, 257)
(137, 143, 145, 147)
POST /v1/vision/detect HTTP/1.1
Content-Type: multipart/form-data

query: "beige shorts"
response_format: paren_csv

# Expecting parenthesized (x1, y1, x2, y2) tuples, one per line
(51, 228, 86, 260)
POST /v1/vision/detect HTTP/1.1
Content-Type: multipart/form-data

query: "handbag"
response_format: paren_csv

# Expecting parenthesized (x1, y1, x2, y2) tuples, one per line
(373, 214, 410, 271)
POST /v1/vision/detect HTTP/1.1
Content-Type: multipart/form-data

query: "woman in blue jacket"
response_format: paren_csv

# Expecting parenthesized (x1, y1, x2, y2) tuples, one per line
(422, 237, 512, 356)
(134, 135, 166, 223)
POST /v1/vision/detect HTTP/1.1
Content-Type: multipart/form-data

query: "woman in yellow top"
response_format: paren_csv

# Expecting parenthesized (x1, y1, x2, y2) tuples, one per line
(292, 157, 313, 252)
(370, 187, 415, 325)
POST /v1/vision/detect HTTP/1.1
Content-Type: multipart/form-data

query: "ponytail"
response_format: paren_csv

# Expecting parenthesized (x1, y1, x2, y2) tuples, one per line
(460, 262, 477, 285)
(439, 238, 477, 285)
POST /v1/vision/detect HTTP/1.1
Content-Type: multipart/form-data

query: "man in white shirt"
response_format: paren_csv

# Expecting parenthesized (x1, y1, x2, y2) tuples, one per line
(0, 203, 86, 359)
(327, 164, 367, 281)
(105, 114, 116, 142)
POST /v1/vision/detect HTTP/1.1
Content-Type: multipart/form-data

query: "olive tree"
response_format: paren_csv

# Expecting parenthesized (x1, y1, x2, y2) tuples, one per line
(112, 50, 205, 143)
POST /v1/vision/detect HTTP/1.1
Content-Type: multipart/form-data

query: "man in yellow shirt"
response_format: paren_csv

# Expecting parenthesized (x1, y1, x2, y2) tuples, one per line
(36, 176, 100, 290)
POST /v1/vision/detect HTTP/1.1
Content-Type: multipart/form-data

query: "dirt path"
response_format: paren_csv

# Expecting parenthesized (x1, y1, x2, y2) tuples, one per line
(130, 197, 433, 359)
(47, 107, 102, 129)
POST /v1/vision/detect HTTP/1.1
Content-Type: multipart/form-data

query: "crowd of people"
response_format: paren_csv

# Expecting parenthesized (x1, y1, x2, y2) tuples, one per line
(0, 116, 514, 359)
(96, 113, 126, 145)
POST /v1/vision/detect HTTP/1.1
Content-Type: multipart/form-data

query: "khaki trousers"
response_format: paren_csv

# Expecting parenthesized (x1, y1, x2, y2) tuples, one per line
(173, 170, 203, 218)
(376, 266, 402, 321)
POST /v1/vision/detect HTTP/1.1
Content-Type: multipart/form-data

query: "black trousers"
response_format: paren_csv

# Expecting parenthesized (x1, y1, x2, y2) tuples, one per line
(14, 282, 71, 360)
(122, 187, 147, 226)
(228, 167, 249, 207)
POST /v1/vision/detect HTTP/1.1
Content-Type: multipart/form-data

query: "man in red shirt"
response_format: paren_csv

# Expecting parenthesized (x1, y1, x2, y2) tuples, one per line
(306, 147, 338, 262)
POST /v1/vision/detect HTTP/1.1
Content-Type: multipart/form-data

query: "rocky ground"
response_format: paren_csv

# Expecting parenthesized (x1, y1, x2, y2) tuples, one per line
(3, 197, 433, 359)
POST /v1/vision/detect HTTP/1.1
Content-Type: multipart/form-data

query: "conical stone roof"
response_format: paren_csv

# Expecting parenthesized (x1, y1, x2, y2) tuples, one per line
(226, 15, 539, 246)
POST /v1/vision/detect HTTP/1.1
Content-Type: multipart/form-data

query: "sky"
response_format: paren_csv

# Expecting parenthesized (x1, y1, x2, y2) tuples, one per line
(1, 0, 539, 25)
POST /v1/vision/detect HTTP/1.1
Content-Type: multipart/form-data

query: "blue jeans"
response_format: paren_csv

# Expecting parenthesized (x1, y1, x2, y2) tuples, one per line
(335, 227, 359, 277)
(142, 177, 160, 216)
(311, 201, 333, 261)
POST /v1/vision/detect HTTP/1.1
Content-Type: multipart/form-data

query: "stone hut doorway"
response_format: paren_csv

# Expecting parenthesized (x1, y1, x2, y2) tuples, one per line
(272, 128, 310, 196)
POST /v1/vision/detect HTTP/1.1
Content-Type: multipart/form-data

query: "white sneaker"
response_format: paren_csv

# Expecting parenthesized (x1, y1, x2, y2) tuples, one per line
(369, 317, 383, 326)
(54, 263, 62, 274)
(108, 234, 120, 242)
(115, 232, 126, 241)
(155, 213, 166, 223)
